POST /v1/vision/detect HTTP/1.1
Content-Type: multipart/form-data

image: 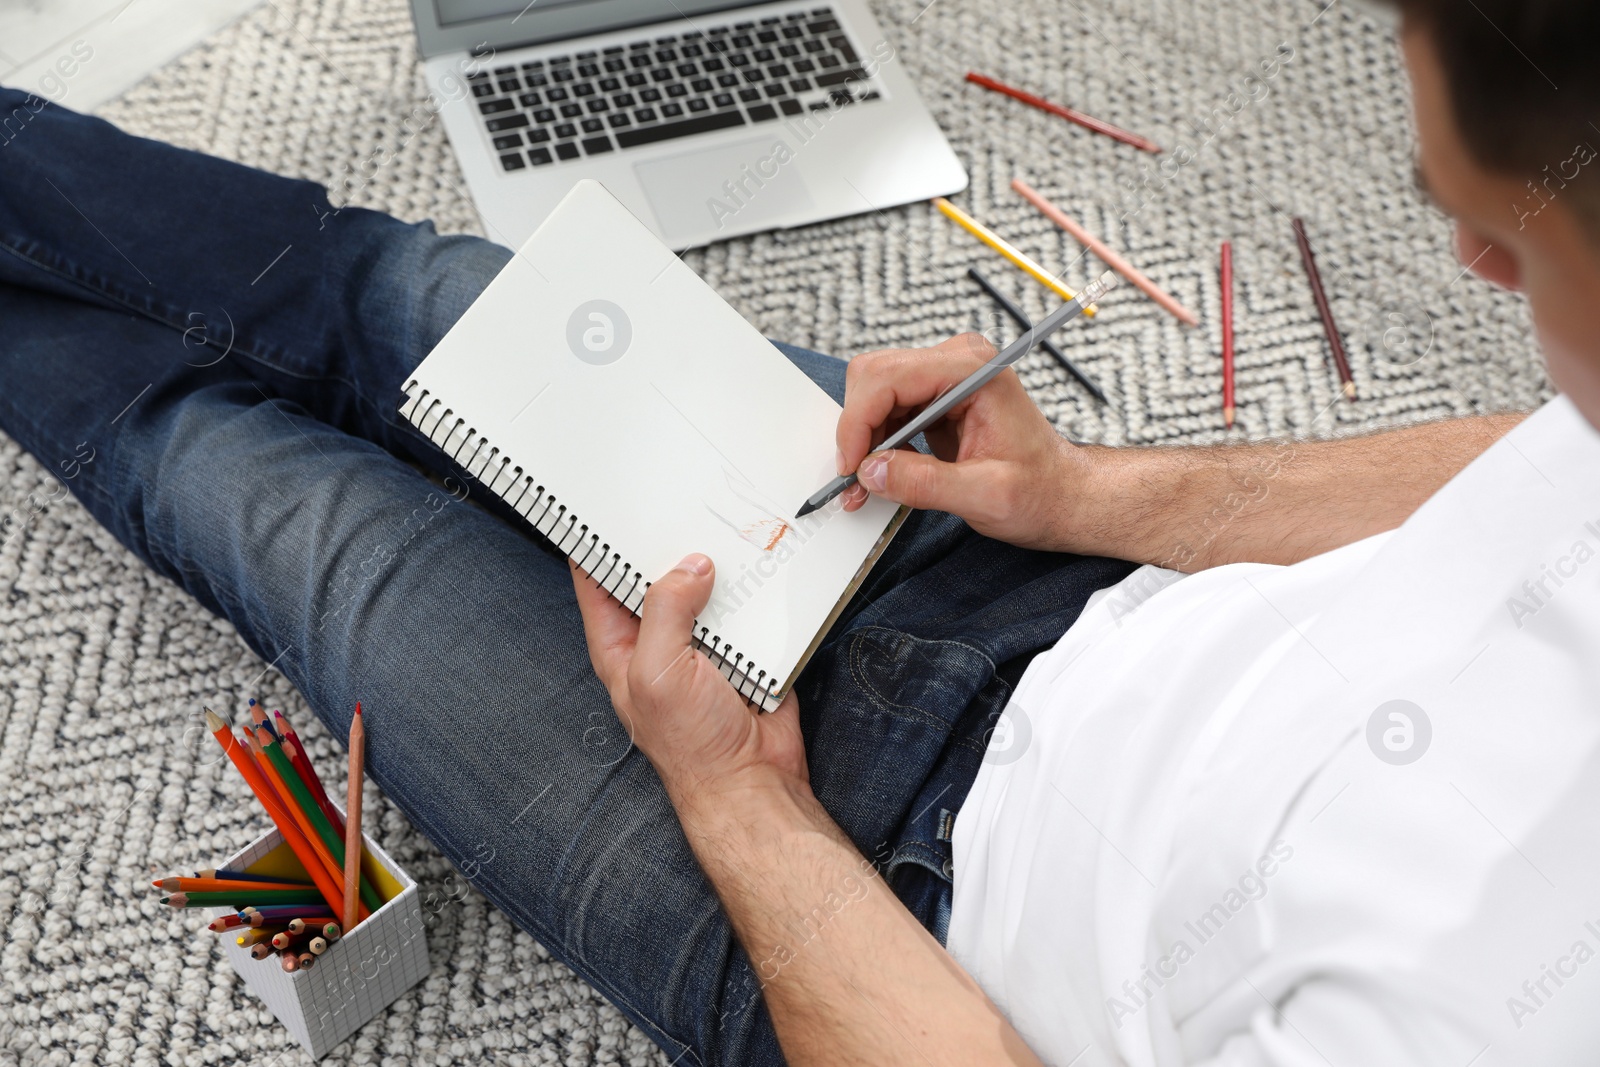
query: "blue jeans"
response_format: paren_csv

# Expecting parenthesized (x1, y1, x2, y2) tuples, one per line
(0, 89, 1135, 1065)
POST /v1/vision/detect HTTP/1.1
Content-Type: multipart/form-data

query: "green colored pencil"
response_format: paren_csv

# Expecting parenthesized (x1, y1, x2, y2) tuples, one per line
(256, 729, 381, 912)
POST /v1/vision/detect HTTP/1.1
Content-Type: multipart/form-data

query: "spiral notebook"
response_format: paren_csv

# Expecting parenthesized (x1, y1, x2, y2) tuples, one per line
(400, 180, 905, 710)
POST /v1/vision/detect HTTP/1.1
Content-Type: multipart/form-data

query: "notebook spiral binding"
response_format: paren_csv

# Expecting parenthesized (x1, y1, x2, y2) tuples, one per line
(400, 382, 780, 710)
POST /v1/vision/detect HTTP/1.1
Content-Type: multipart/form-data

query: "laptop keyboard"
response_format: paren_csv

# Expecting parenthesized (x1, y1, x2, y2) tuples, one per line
(468, 6, 882, 171)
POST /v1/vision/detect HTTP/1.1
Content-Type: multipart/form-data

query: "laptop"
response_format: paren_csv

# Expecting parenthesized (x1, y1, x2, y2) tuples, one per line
(409, 0, 969, 249)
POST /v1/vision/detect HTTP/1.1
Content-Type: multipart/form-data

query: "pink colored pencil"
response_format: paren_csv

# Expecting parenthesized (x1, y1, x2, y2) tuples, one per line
(1012, 179, 1199, 327)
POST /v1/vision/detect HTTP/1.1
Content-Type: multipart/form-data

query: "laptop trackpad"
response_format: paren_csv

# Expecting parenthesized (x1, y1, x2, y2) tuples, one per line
(635, 136, 816, 244)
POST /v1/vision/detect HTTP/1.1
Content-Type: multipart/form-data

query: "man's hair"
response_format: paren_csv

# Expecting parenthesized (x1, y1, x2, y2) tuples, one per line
(1392, 0, 1600, 236)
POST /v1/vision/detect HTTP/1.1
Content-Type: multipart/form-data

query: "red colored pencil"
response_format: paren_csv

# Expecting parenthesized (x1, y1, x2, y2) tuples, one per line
(282, 733, 345, 836)
(966, 71, 1161, 153)
(1221, 241, 1235, 428)
(274, 711, 345, 833)
(1291, 217, 1356, 401)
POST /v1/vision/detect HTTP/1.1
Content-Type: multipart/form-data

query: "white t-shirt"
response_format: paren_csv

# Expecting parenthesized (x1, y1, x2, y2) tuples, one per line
(947, 395, 1600, 1067)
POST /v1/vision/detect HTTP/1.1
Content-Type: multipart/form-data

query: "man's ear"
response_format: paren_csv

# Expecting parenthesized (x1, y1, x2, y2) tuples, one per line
(1456, 223, 1522, 290)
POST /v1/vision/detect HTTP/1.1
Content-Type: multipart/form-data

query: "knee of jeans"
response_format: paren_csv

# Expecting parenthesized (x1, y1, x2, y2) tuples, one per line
(343, 211, 513, 367)
(114, 380, 382, 606)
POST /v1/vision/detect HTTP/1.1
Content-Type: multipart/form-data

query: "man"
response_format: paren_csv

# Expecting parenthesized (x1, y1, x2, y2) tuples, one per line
(1, 0, 1595, 1063)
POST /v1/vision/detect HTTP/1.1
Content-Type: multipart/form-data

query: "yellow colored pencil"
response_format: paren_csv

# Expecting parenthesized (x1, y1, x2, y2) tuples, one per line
(933, 198, 1097, 317)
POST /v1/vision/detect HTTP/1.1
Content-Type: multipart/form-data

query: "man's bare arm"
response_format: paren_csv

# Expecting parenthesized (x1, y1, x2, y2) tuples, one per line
(676, 772, 1043, 1067)
(571, 560, 1046, 1067)
(834, 334, 1528, 571)
(1059, 412, 1528, 571)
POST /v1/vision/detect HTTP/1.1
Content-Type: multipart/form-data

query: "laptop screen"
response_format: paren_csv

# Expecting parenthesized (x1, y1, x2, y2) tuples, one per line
(413, 0, 755, 56)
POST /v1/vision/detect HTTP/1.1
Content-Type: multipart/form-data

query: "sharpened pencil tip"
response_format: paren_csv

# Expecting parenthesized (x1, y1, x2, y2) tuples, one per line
(203, 708, 224, 731)
(355, 701, 362, 718)
(1342, 381, 1357, 400)
(795, 500, 817, 518)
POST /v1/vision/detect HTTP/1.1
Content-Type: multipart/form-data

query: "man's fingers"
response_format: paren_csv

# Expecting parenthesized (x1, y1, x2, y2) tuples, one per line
(569, 559, 639, 692)
(856, 448, 989, 514)
(630, 553, 716, 695)
(837, 341, 990, 474)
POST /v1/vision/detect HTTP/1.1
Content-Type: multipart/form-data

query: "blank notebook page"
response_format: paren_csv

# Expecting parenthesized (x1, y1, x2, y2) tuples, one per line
(400, 179, 902, 710)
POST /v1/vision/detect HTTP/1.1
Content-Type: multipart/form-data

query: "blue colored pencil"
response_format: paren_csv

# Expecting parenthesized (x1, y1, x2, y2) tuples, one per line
(196, 867, 310, 885)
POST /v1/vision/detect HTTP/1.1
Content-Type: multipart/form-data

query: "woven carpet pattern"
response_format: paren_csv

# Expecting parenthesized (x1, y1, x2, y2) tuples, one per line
(1, 0, 1547, 1062)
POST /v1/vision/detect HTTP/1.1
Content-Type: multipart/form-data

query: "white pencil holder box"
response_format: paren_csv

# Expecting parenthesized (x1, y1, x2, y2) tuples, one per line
(212, 811, 429, 1059)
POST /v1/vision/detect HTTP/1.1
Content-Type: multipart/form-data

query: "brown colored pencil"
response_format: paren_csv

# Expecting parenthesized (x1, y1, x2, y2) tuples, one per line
(1291, 217, 1356, 401)
(344, 703, 366, 934)
(250, 943, 274, 960)
(966, 71, 1161, 153)
(297, 952, 316, 970)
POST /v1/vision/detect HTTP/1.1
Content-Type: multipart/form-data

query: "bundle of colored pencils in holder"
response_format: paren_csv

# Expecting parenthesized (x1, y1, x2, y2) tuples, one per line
(166, 699, 375, 971)
(160, 872, 346, 972)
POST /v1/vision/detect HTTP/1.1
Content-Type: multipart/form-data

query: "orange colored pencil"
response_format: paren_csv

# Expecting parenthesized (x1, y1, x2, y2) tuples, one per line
(155, 876, 312, 893)
(250, 729, 347, 894)
(205, 708, 345, 916)
(1011, 179, 1199, 326)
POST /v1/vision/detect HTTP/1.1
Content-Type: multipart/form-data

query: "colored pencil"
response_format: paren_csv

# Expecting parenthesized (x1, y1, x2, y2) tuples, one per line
(933, 198, 1097, 316)
(1291, 217, 1356, 401)
(237, 926, 286, 947)
(203, 709, 345, 916)
(236, 908, 334, 921)
(1221, 241, 1235, 427)
(249, 942, 274, 960)
(197, 868, 306, 885)
(164, 890, 327, 908)
(281, 952, 300, 973)
(155, 877, 314, 894)
(258, 727, 378, 916)
(323, 922, 342, 941)
(250, 699, 279, 742)
(282, 734, 344, 836)
(276, 709, 345, 834)
(297, 952, 316, 970)
(250, 727, 349, 901)
(271, 929, 305, 950)
(965, 71, 1161, 153)
(967, 268, 1107, 403)
(344, 703, 366, 933)
(1011, 179, 1199, 326)
(308, 936, 329, 955)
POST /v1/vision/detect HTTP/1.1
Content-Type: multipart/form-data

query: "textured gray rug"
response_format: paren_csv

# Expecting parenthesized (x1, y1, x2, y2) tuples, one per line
(0, 0, 1549, 1063)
